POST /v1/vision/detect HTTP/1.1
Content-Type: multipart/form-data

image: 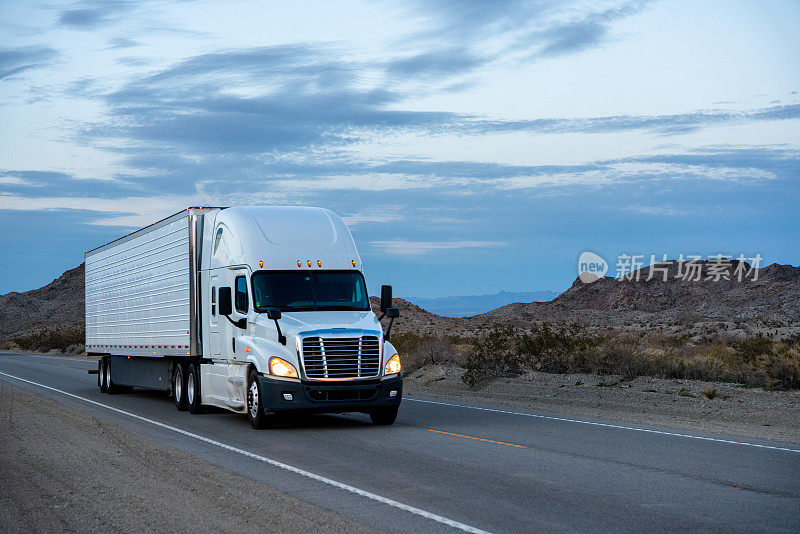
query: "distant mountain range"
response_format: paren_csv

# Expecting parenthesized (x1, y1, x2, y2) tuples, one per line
(407, 290, 560, 317)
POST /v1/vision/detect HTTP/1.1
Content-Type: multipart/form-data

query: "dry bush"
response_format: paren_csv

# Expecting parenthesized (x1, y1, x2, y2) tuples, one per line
(11, 325, 85, 353)
(701, 385, 718, 399)
(457, 324, 800, 390)
(390, 332, 461, 373)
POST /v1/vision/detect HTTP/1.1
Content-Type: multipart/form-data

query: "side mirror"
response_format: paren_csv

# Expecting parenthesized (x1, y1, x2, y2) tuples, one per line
(383, 307, 400, 340)
(218, 287, 233, 316)
(267, 309, 286, 345)
(380, 285, 393, 312)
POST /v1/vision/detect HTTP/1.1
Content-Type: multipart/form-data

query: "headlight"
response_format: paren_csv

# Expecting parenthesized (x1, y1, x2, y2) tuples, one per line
(269, 357, 298, 378)
(384, 354, 401, 375)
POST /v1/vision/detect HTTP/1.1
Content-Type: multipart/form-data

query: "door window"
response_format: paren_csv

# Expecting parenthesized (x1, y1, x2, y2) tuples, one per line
(235, 276, 248, 313)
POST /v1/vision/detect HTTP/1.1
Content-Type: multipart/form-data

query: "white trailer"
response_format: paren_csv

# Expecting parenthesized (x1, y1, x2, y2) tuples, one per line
(86, 207, 402, 428)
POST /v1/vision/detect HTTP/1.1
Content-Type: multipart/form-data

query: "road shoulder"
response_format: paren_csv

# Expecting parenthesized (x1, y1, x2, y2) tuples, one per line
(405, 364, 800, 444)
(0, 381, 375, 534)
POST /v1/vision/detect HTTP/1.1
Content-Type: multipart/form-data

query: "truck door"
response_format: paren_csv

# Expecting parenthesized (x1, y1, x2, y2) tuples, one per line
(209, 274, 221, 358)
(230, 268, 251, 362)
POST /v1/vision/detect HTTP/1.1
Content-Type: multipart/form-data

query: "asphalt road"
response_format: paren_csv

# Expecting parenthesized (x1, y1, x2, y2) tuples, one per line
(1, 352, 798, 533)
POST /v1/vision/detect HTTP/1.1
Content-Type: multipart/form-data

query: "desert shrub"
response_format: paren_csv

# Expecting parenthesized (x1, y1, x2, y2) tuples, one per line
(462, 326, 521, 386)
(762, 344, 800, 390)
(462, 324, 602, 386)
(734, 334, 774, 363)
(11, 325, 85, 353)
(701, 385, 717, 399)
(456, 324, 800, 390)
(390, 332, 460, 373)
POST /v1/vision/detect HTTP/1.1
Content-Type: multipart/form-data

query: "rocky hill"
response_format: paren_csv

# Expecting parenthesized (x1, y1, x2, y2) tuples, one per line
(376, 260, 800, 336)
(0, 264, 85, 338)
(480, 260, 800, 328)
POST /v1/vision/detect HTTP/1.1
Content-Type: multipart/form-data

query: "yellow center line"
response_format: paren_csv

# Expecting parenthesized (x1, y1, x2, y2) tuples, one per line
(427, 429, 527, 448)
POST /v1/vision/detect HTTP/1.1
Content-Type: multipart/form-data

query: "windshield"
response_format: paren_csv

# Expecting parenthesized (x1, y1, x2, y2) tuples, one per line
(251, 270, 370, 312)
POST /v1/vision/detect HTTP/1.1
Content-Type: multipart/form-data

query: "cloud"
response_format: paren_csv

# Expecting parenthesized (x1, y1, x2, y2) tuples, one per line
(368, 239, 507, 255)
(0, 46, 58, 80)
(390, 0, 650, 80)
(82, 44, 456, 166)
(78, 39, 800, 194)
(105, 37, 140, 49)
(622, 205, 690, 216)
(465, 104, 800, 137)
(532, 3, 646, 58)
(0, 192, 200, 228)
(0, 170, 141, 198)
(385, 48, 485, 80)
(57, 1, 132, 29)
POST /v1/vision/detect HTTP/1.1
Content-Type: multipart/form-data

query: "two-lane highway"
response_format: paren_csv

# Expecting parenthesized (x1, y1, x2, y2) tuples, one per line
(1, 352, 798, 533)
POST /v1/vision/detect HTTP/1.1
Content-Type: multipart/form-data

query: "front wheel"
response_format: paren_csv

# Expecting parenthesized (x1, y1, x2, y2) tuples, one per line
(370, 406, 398, 425)
(247, 369, 270, 429)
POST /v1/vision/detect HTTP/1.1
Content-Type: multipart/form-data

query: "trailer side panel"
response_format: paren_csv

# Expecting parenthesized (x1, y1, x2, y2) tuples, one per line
(85, 211, 191, 357)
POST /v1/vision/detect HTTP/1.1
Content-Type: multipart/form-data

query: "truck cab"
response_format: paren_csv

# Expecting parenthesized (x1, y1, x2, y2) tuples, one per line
(196, 207, 402, 428)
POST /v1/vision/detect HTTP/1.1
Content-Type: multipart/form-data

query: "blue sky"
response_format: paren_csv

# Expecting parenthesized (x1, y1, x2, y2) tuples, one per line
(1, 0, 798, 297)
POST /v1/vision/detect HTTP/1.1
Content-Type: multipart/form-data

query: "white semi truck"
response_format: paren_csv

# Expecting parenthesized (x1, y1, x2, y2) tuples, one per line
(85, 206, 402, 428)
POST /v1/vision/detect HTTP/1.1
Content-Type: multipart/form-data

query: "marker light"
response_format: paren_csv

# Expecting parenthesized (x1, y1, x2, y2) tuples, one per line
(259, 260, 263, 268)
(384, 354, 401, 375)
(307, 260, 312, 267)
(352, 260, 356, 267)
(269, 357, 299, 378)
(317, 260, 322, 267)
(297, 260, 301, 267)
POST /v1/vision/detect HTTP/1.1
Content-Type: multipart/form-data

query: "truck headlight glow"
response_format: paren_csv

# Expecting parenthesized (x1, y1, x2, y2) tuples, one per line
(269, 357, 298, 378)
(384, 354, 401, 375)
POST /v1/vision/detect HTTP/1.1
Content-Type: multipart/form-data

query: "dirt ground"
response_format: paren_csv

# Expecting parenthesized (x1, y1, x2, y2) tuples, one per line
(404, 364, 800, 444)
(0, 382, 375, 534)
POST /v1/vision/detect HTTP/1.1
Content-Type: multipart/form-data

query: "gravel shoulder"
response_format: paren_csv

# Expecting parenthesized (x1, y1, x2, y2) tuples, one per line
(405, 364, 800, 444)
(0, 382, 375, 534)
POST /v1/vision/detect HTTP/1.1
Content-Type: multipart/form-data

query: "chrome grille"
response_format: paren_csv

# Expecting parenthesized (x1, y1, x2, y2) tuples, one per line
(302, 335, 381, 379)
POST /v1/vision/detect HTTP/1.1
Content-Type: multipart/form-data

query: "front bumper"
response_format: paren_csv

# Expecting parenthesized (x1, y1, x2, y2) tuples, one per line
(257, 373, 403, 415)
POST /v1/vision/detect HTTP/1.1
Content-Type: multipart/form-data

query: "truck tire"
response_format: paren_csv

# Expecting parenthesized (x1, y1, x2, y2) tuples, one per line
(186, 363, 203, 414)
(100, 358, 108, 393)
(370, 406, 398, 425)
(173, 363, 188, 411)
(105, 358, 119, 394)
(247, 369, 270, 429)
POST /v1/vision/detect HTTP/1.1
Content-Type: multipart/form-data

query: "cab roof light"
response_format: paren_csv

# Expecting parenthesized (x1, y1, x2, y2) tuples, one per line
(317, 260, 322, 267)
(259, 260, 263, 268)
(307, 260, 312, 267)
(352, 259, 356, 267)
(297, 259, 301, 267)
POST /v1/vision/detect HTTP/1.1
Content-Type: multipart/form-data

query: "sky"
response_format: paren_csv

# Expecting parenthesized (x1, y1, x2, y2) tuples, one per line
(1, 0, 799, 298)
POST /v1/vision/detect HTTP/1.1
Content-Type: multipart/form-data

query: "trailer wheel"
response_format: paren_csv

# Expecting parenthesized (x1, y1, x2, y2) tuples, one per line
(247, 369, 270, 429)
(186, 363, 203, 414)
(173, 363, 188, 411)
(100, 358, 108, 393)
(370, 406, 398, 425)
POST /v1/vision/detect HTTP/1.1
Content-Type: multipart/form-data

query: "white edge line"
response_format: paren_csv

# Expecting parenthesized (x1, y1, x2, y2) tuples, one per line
(0, 371, 489, 534)
(406, 398, 800, 453)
